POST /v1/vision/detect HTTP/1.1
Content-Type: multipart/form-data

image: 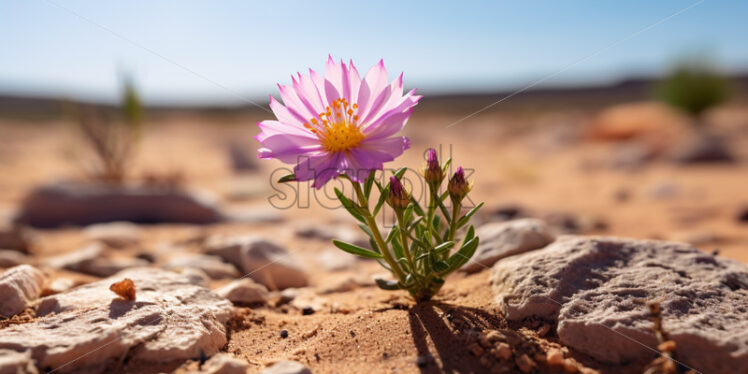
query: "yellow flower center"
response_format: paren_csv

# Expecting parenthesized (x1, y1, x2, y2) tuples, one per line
(320, 122, 365, 152)
(303, 98, 365, 153)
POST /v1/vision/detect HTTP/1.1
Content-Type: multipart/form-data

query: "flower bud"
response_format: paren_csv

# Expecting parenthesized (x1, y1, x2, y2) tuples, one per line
(387, 176, 410, 211)
(448, 166, 472, 202)
(422, 148, 444, 188)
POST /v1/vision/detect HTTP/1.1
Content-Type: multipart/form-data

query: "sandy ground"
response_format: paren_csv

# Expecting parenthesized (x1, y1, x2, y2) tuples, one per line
(0, 100, 746, 373)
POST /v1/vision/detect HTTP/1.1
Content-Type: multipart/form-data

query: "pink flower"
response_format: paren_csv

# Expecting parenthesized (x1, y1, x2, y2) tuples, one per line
(256, 56, 421, 188)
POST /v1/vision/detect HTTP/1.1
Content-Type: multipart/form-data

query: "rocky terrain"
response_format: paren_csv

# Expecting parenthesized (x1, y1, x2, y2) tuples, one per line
(0, 98, 747, 373)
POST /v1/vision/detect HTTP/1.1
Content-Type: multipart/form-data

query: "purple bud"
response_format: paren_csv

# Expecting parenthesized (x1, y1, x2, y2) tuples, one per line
(423, 148, 444, 187)
(387, 176, 410, 210)
(448, 166, 471, 201)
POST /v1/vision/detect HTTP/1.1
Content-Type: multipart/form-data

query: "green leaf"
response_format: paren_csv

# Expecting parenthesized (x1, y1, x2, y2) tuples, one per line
(393, 167, 407, 179)
(407, 216, 424, 232)
(403, 204, 414, 224)
(436, 195, 452, 221)
(385, 226, 399, 244)
(432, 215, 441, 231)
(372, 184, 389, 217)
(375, 278, 401, 290)
(391, 234, 405, 260)
(441, 157, 452, 174)
(433, 241, 455, 254)
(364, 171, 376, 198)
(332, 239, 383, 259)
(441, 226, 479, 275)
(432, 260, 449, 272)
(334, 187, 365, 223)
(409, 196, 426, 217)
(277, 173, 296, 183)
(357, 224, 374, 240)
(456, 202, 484, 229)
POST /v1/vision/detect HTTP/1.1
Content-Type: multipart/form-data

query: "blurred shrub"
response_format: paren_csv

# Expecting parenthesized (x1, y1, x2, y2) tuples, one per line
(77, 76, 144, 182)
(656, 60, 730, 118)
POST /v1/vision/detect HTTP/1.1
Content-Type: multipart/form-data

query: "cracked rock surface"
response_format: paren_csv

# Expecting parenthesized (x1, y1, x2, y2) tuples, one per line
(491, 235, 748, 373)
(0, 267, 232, 373)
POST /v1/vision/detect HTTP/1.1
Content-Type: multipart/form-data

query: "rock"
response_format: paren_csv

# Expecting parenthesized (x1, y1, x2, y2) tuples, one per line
(316, 249, 356, 271)
(670, 133, 735, 164)
(461, 219, 554, 273)
(45, 243, 149, 277)
(491, 236, 748, 372)
(737, 206, 748, 223)
(0, 250, 30, 267)
(171, 267, 211, 287)
(261, 360, 312, 374)
(205, 236, 308, 289)
(216, 278, 269, 305)
(42, 277, 76, 295)
(0, 349, 38, 374)
(166, 255, 240, 280)
(0, 265, 45, 318)
(83, 221, 141, 248)
(0, 224, 32, 253)
(0, 268, 232, 373)
(486, 204, 526, 222)
(228, 142, 259, 172)
(14, 182, 224, 228)
(586, 102, 690, 148)
(200, 353, 249, 374)
(608, 141, 655, 169)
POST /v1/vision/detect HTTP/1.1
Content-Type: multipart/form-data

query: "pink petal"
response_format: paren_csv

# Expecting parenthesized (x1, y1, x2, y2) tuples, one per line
(357, 59, 388, 118)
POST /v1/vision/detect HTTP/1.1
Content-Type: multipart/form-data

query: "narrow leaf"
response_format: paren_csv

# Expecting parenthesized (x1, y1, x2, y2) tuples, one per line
(277, 173, 296, 183)
(332, 239, 383, 259)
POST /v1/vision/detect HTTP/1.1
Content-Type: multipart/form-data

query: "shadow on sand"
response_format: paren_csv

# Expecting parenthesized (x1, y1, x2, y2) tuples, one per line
(408, 301, 505, 374)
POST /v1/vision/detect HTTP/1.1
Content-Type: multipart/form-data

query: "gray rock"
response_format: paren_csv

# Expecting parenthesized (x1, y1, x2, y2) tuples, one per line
(670, 133, 735, 164)
(14, 182, 224, 228)
(491, 236, 748, 372)
(197, 353, 249, 374)
(261, 360, 312, 374)
(45, 243, 149, 277)
(0, 349, 38, 374)
(165, 255, 240, 279)
(316, 249, 356, 271)
(205, 236, 308, 290)
(216, 278, 269, 305)
(0, 267, 232, 373)
(0, 265, 45, 318)
(0, 224, 32, 253)
(0, 250, 30, 268)
(83, 221, 141, 248)
(461, 219, 554, 273)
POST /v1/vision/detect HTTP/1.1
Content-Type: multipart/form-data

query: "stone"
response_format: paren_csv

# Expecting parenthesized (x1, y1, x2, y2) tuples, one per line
(0, 268, 232, 373)
(216, 278, 269, 305)
(261, 360, 311, 374)
(491, 236, 748, 373)
(316, 249, 356, 271)
(83, 221, 141, 248)
(737, 206, 748, 223)
(166, 255, 240, 279)
(228, 142, 259, 172)
(200, 353, 249, 374)
(670, 133, 735, 164)
(0, 349, 38, 374)
(43, 277, 76, 295)
(0, 265, 45, 318)
(14, 182, 224, 228)
(0, 224, 32, 253)
(205, 236, 308, 290)
(45, 243, 149, 277)
(461, 219, 554, 273)
(0, 250, 30, 268)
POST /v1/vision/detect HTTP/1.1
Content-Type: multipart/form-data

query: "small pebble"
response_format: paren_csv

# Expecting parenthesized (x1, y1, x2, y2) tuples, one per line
(493, 343, 512, 360)
(546, 348, 565, 366)
(302, 306, 315, 315)
(515, 354, 536, 374)
(280, 330, 289, 339)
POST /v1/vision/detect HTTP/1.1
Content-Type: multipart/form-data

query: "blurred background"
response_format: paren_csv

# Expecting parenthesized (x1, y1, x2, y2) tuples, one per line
(1, 1, 747, 261)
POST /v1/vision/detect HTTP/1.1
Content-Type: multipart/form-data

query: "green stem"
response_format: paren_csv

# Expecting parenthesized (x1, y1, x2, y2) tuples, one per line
(448, 199, 461, 243)
(352, 181, 406, 282)
(396, 210, 419, 284)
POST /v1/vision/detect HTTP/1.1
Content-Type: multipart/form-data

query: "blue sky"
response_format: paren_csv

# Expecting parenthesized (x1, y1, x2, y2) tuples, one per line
(0, 0, 746, 104)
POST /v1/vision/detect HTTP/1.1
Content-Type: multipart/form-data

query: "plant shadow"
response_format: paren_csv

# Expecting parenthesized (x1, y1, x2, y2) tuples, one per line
(408, 301, 504, 374)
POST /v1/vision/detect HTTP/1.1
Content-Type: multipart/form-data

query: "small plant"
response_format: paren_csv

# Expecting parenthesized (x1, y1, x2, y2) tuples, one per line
(256, 57, 483, 301)
(76, 76, 144, 182)
(656, 59, 729, 119)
